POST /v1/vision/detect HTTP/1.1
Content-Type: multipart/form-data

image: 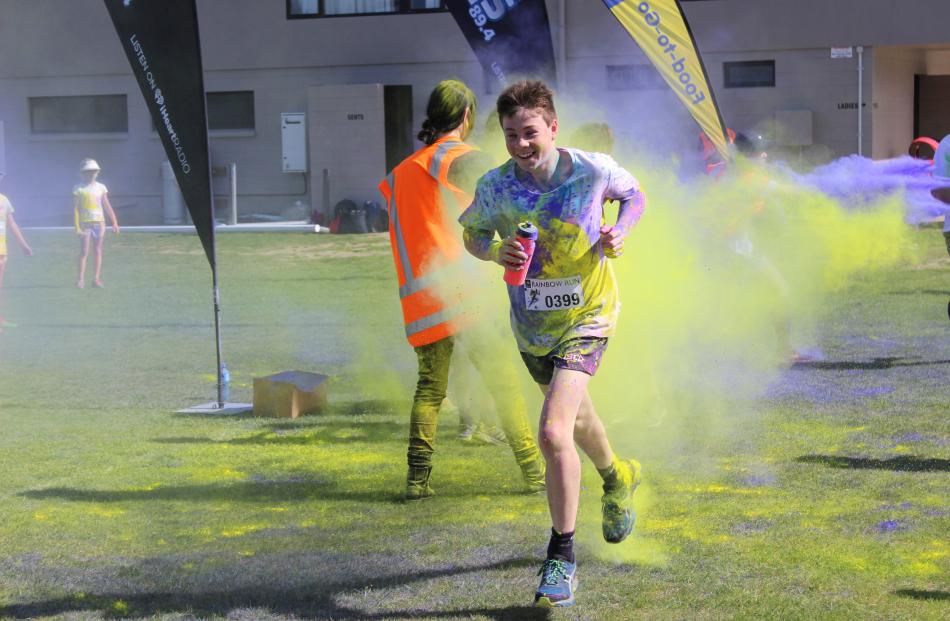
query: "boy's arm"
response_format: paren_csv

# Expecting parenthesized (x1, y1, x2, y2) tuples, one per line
(463, 227, 529, 269)
(7, 214, 32, 256)
(600, 190, 645, 258)
(73, 195, 82, 234)
(600, 160, 646, 258)
(102, 193, 119, 233)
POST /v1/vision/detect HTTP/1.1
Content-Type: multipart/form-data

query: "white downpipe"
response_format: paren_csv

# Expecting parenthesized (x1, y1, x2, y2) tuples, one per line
(857, 46, 864, 156)
(228, 162, 238, 225)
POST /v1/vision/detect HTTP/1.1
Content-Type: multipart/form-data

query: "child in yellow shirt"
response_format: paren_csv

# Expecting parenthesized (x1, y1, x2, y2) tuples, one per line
(73, 158, 119, 288)
(0, 172, 34, 329)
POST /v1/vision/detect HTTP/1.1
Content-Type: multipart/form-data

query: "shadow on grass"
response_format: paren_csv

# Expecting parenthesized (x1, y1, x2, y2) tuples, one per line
(19, 480, 405, 504)
(792, 356, 950, 370)
(894, 589, 950, 601)
(888, 289, 950, 296)
(19, 477, 532, 504)
(0, 556, 551, 620)
(153, 420, 406, 447)
(171, 399, 403, 422)
(797, 455, 950, 472)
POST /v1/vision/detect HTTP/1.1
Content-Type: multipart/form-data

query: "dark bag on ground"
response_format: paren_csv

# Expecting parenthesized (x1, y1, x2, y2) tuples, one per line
(333, 199, 368, 234)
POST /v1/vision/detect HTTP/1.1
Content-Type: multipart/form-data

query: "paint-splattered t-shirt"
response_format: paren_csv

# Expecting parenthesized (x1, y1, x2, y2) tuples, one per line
(460, 148, 641, 356)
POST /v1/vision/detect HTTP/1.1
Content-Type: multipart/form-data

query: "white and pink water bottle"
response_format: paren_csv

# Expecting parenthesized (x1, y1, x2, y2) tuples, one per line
(503, 221, 538, 286)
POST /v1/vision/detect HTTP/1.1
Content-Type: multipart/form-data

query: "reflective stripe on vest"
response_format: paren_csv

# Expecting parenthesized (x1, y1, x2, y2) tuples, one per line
(404, 303, 465, 340)
(428, 140, 463, 182)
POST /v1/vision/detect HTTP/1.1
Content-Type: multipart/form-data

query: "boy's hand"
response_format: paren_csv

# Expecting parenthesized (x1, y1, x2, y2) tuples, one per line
(22, 245, 33, 257)
(600, 225, 627, 258)
(498, 236, 529, 269)
(112, 223, 120, 234)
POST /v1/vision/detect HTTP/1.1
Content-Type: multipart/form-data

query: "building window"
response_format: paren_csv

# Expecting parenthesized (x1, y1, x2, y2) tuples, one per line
(207, 91, 255, 131)
(606, 65, 667, 91)
(287, 0, 443, 18)
(723, 60, 775, 88)
(29, 95, 128, 134)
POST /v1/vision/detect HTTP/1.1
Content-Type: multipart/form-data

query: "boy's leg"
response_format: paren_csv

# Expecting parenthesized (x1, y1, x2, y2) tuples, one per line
(93, 226, 105, 285)
(572, 389, 614, 469)
(77, 232, 91, 287)
(533, 367, 588, 608)
(539, 367, 590, 533)
(406, 336, 454, 500)
(572, 388, 642, 544)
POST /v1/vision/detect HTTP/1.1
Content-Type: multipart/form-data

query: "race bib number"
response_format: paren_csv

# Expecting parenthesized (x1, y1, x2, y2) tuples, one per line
(524, 276, 584, 311)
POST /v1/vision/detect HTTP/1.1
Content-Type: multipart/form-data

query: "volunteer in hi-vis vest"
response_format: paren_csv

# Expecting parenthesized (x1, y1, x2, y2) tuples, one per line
(378, 79, 545, 501)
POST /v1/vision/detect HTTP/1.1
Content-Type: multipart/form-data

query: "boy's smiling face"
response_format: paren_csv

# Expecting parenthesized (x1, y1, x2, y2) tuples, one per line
(502, 107, 558, 175)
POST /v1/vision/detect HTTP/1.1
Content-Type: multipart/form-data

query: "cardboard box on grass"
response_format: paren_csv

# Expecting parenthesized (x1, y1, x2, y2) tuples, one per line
(253, 371, 328, 418)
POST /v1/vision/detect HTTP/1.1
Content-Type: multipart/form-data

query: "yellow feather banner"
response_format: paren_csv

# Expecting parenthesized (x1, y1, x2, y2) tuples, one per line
(602, 0, 730, 160)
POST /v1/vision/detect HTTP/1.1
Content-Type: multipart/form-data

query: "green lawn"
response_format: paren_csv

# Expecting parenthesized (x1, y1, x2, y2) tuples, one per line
(0, 227, 947, 620)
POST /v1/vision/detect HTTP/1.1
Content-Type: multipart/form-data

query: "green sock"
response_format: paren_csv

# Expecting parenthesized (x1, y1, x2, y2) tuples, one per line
(598, 460, 621, 492)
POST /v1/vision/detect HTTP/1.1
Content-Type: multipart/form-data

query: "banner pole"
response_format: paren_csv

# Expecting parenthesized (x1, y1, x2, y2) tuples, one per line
(212, 254, 224, 406)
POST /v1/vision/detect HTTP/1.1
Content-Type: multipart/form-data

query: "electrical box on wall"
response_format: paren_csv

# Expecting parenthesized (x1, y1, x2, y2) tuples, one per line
(281, 113, 306, 173)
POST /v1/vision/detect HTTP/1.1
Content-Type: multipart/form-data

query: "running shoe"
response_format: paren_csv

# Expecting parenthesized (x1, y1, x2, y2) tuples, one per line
(458, 422, 477, 442)
(534, 558, 577, 607)
(0, 316, 15, 329)
(471, 422, 507, 446)
(405, 466, 434, 501)
(601, 458, 642, 544)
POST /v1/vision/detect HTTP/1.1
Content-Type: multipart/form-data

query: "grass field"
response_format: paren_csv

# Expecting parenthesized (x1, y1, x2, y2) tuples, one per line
(0, 228, 947, 620)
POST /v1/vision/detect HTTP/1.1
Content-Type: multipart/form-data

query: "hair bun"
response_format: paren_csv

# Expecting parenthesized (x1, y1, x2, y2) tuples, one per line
(417, 118, 437, 144)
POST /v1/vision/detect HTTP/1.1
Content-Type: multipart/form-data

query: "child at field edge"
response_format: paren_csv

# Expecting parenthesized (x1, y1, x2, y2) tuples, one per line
(73, 158, 119, 289)
(459, 80, 647, 608)
(0, 171, 34, 329)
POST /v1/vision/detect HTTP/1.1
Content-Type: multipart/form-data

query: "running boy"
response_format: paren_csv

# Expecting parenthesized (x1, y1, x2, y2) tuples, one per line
(459, 80, 646, 607)
(0, 172, 34, 329)
(73, 158, 119, 288)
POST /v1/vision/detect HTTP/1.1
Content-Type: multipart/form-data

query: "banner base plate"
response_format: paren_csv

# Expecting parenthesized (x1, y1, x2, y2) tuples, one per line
(176, 401, 253, 415)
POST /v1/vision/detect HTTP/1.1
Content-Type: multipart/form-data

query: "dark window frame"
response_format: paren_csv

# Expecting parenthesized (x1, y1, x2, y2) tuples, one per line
(605, 64, 667, 91)
(28, 94, 129, 135)
(723, 60, 776, 89)
(206, 90, 256, 131)
(149, 90, 255, 133)
(286, 0, 445, 19)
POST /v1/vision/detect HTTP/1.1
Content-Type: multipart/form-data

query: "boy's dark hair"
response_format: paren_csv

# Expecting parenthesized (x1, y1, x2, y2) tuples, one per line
(496, 80, 557, 126)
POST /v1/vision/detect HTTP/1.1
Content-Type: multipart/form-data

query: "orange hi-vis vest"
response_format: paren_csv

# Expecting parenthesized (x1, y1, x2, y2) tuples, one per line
(378, 136, 474, 347)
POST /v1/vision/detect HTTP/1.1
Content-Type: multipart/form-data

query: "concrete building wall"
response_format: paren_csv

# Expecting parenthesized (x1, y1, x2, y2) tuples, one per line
(1, 0, 949, 224)
(872, 47, 926, 159)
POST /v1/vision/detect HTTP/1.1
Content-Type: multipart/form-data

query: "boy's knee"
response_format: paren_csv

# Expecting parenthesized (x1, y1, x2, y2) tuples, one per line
(539, 421, 573, 454)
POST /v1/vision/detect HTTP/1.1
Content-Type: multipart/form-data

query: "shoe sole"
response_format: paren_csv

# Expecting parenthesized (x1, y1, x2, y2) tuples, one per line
(534, 595, 574, 608)
(534, 576, 578, 608)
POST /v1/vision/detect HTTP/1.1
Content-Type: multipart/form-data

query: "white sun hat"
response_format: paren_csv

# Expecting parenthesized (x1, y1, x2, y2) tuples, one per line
(79, 158, 101, 172)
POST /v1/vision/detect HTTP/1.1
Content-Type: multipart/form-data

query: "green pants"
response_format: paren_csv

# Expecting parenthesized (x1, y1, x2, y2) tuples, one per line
(408, 333, 539, 469)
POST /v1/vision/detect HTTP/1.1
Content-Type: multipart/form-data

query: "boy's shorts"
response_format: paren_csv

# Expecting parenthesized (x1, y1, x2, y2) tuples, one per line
(520, 337, 608, 385)
(80, 222, 104, 240)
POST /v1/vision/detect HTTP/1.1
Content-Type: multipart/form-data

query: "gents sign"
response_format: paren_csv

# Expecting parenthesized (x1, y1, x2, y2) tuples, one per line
(103, 0, 216, 269)
(445, 0, 557, 87)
